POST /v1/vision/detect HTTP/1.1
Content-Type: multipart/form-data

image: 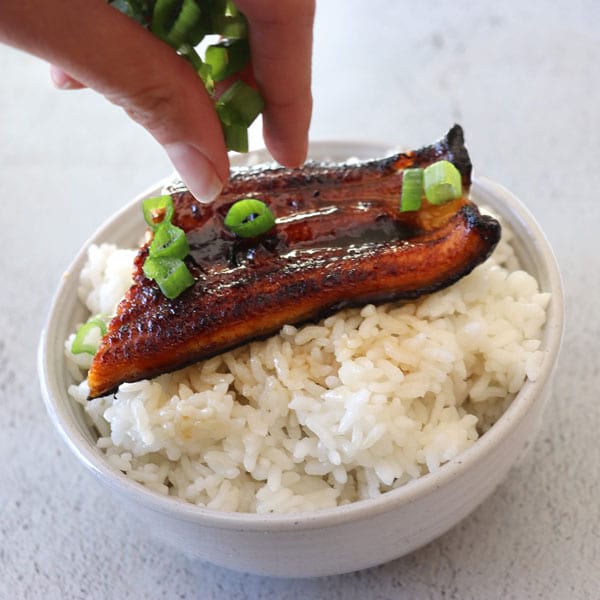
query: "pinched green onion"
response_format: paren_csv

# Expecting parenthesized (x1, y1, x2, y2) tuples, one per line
(72, 316, 107, 355)
(224, 0, 239, 16)
(179, 42, 203, 69)
(401, 168, 424, 212)
(151, 0, 203, 48)
(210, 13, 248, 38)
(205, 39, 250, 82)
(143, 195, 174, 230)
(220, 121, 248, 153)
(198, 62, 215, 95)
(216, 80, 263, 153)
(143, 256, 195, 299)
(224, 198, 275, 238)
(108, 0, 263, 153)
(149, 222, 189, 260)
(423, 160, 462, 205)
(150, 0, 181, 42)
(216, 80, 264, 128)
(179, 44, 215, 93)
(166, 0, 203, 48)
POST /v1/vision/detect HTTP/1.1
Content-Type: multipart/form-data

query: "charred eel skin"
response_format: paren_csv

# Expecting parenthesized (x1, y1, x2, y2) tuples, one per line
(87, 125, 501, 399)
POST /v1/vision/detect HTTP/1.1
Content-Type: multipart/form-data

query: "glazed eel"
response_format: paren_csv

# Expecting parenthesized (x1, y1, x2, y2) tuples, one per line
(87, 125, 501, 398)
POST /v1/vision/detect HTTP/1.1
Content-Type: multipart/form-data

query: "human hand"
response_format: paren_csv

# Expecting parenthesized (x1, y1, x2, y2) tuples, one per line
(1, 0, 315, 202)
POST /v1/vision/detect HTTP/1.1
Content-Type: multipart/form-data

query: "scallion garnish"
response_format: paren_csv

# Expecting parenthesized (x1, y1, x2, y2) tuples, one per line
(210, 12, 248, 39)
(143, 256, 195, 299)
(423, 160, 462, 205)
(165, 0, 203, 48)
(149, 221, 190, 260)
(205, 39, 250, 82)
(400, 168, 424, 212)
(72, 316, 108, 355)
(142, 195, 175, 230)
(216, 80, 265, 128)
(224, 198, 276, 238)
(150, 0, 182, 45)
(141, 194, 195, 298)
(220, 121, 249, 153)
(108, 0, 264, 153)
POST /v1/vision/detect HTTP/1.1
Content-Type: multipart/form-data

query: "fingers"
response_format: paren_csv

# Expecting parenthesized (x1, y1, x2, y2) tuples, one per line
(1, 0, 228, 202)
(2, 0, 315, 195)
(236, 0, 315, 167)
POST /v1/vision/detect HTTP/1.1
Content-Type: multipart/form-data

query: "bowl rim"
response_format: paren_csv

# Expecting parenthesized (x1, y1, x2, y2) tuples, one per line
(39, 142, 564, 532)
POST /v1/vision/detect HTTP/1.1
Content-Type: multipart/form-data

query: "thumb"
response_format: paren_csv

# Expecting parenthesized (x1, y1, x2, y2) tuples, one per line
(2, 0, 228, 202)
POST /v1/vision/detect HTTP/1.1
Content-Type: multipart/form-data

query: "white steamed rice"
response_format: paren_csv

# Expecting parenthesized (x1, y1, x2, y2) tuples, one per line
(66, 218, 550, 514)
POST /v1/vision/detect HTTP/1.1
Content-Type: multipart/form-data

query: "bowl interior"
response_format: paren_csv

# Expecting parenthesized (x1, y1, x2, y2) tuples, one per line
(39, 142, 564, 527)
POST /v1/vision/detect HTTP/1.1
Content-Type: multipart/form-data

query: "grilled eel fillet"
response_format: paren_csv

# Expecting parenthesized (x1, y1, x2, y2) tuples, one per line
(87, 125, 501, 398)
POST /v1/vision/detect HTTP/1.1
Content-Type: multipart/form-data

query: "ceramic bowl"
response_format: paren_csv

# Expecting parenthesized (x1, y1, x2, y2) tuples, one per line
(39, 142, 564, 578)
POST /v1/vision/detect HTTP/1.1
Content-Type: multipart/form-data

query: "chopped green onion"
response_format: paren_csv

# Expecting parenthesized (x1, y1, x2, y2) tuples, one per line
(141, 194, 194, 299)
(179, 44, 215, 93)
(143, 256, 195, 299)
(423, 160, 462, 205)
(197, 62, 215, 95)
(186, 10, 211, 46)
(224, 0, 239, 17)
(216, 80, 264, 128)
(72, 316, 107, 356)
(149, 222, 189, 260)
(400, 168, 424, 212)
(178, 41, 202, 69)
(220, 120, 248, 153)
(224, 198, 275, 238)
(205, 39, 250, 82)
(142, 195, 174, 230)
(210, 13, 248, 38)
(109, 0, 262, 154)
(166, 0, 203, 48)
(151, 0, 181, 42)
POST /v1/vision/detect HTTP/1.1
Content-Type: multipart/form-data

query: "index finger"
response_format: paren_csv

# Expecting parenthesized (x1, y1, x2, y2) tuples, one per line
(235, 0, 315, 167)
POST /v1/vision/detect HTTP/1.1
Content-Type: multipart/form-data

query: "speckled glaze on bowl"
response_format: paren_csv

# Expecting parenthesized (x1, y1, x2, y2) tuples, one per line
(38, 142, 564, 578)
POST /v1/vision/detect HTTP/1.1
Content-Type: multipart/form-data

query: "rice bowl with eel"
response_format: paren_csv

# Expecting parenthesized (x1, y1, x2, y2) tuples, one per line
(40, 135, 563, 576)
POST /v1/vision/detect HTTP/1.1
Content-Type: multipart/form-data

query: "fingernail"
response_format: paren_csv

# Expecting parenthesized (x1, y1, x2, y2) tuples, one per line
(50, 65, 75, 90)
(165, 143, 224, 203)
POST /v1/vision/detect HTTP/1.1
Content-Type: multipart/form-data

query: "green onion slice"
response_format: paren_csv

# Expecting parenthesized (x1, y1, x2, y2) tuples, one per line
(166, 0, 203, 48)
(224, 198, 275, 238)
(186, 10, 211, 46)
(205, 39, 250, 82)
(149, 222, 189, 260)
(179, 42, 203, 69)
(220, 120, 248, 153)
(210, 13, 248, 38)
(72, 316, 108, 356)
(143, 195, 174, 230)
(151, 0, 181, 41)
(400, 168, 424, 212)
(197, 62, 215, 95)
(423, 160, 462, 205)
(224, 1, 239, 17)
(143, 256, 195, 299)
(216, 80, 264, 127)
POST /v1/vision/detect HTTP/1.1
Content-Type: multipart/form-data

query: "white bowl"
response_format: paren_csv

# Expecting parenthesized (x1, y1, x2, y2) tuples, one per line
(38, 142, 564, 578)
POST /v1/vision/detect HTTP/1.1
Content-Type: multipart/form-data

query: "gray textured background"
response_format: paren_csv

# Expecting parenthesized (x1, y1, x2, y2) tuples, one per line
(1, 1, 598, 598)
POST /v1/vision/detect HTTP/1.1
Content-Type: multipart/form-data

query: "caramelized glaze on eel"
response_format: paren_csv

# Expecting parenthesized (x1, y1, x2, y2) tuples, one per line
(87, 125, 501, 398)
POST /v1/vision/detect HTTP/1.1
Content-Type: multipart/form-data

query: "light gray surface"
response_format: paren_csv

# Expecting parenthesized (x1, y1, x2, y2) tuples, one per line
(0, 1, 598, 598)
